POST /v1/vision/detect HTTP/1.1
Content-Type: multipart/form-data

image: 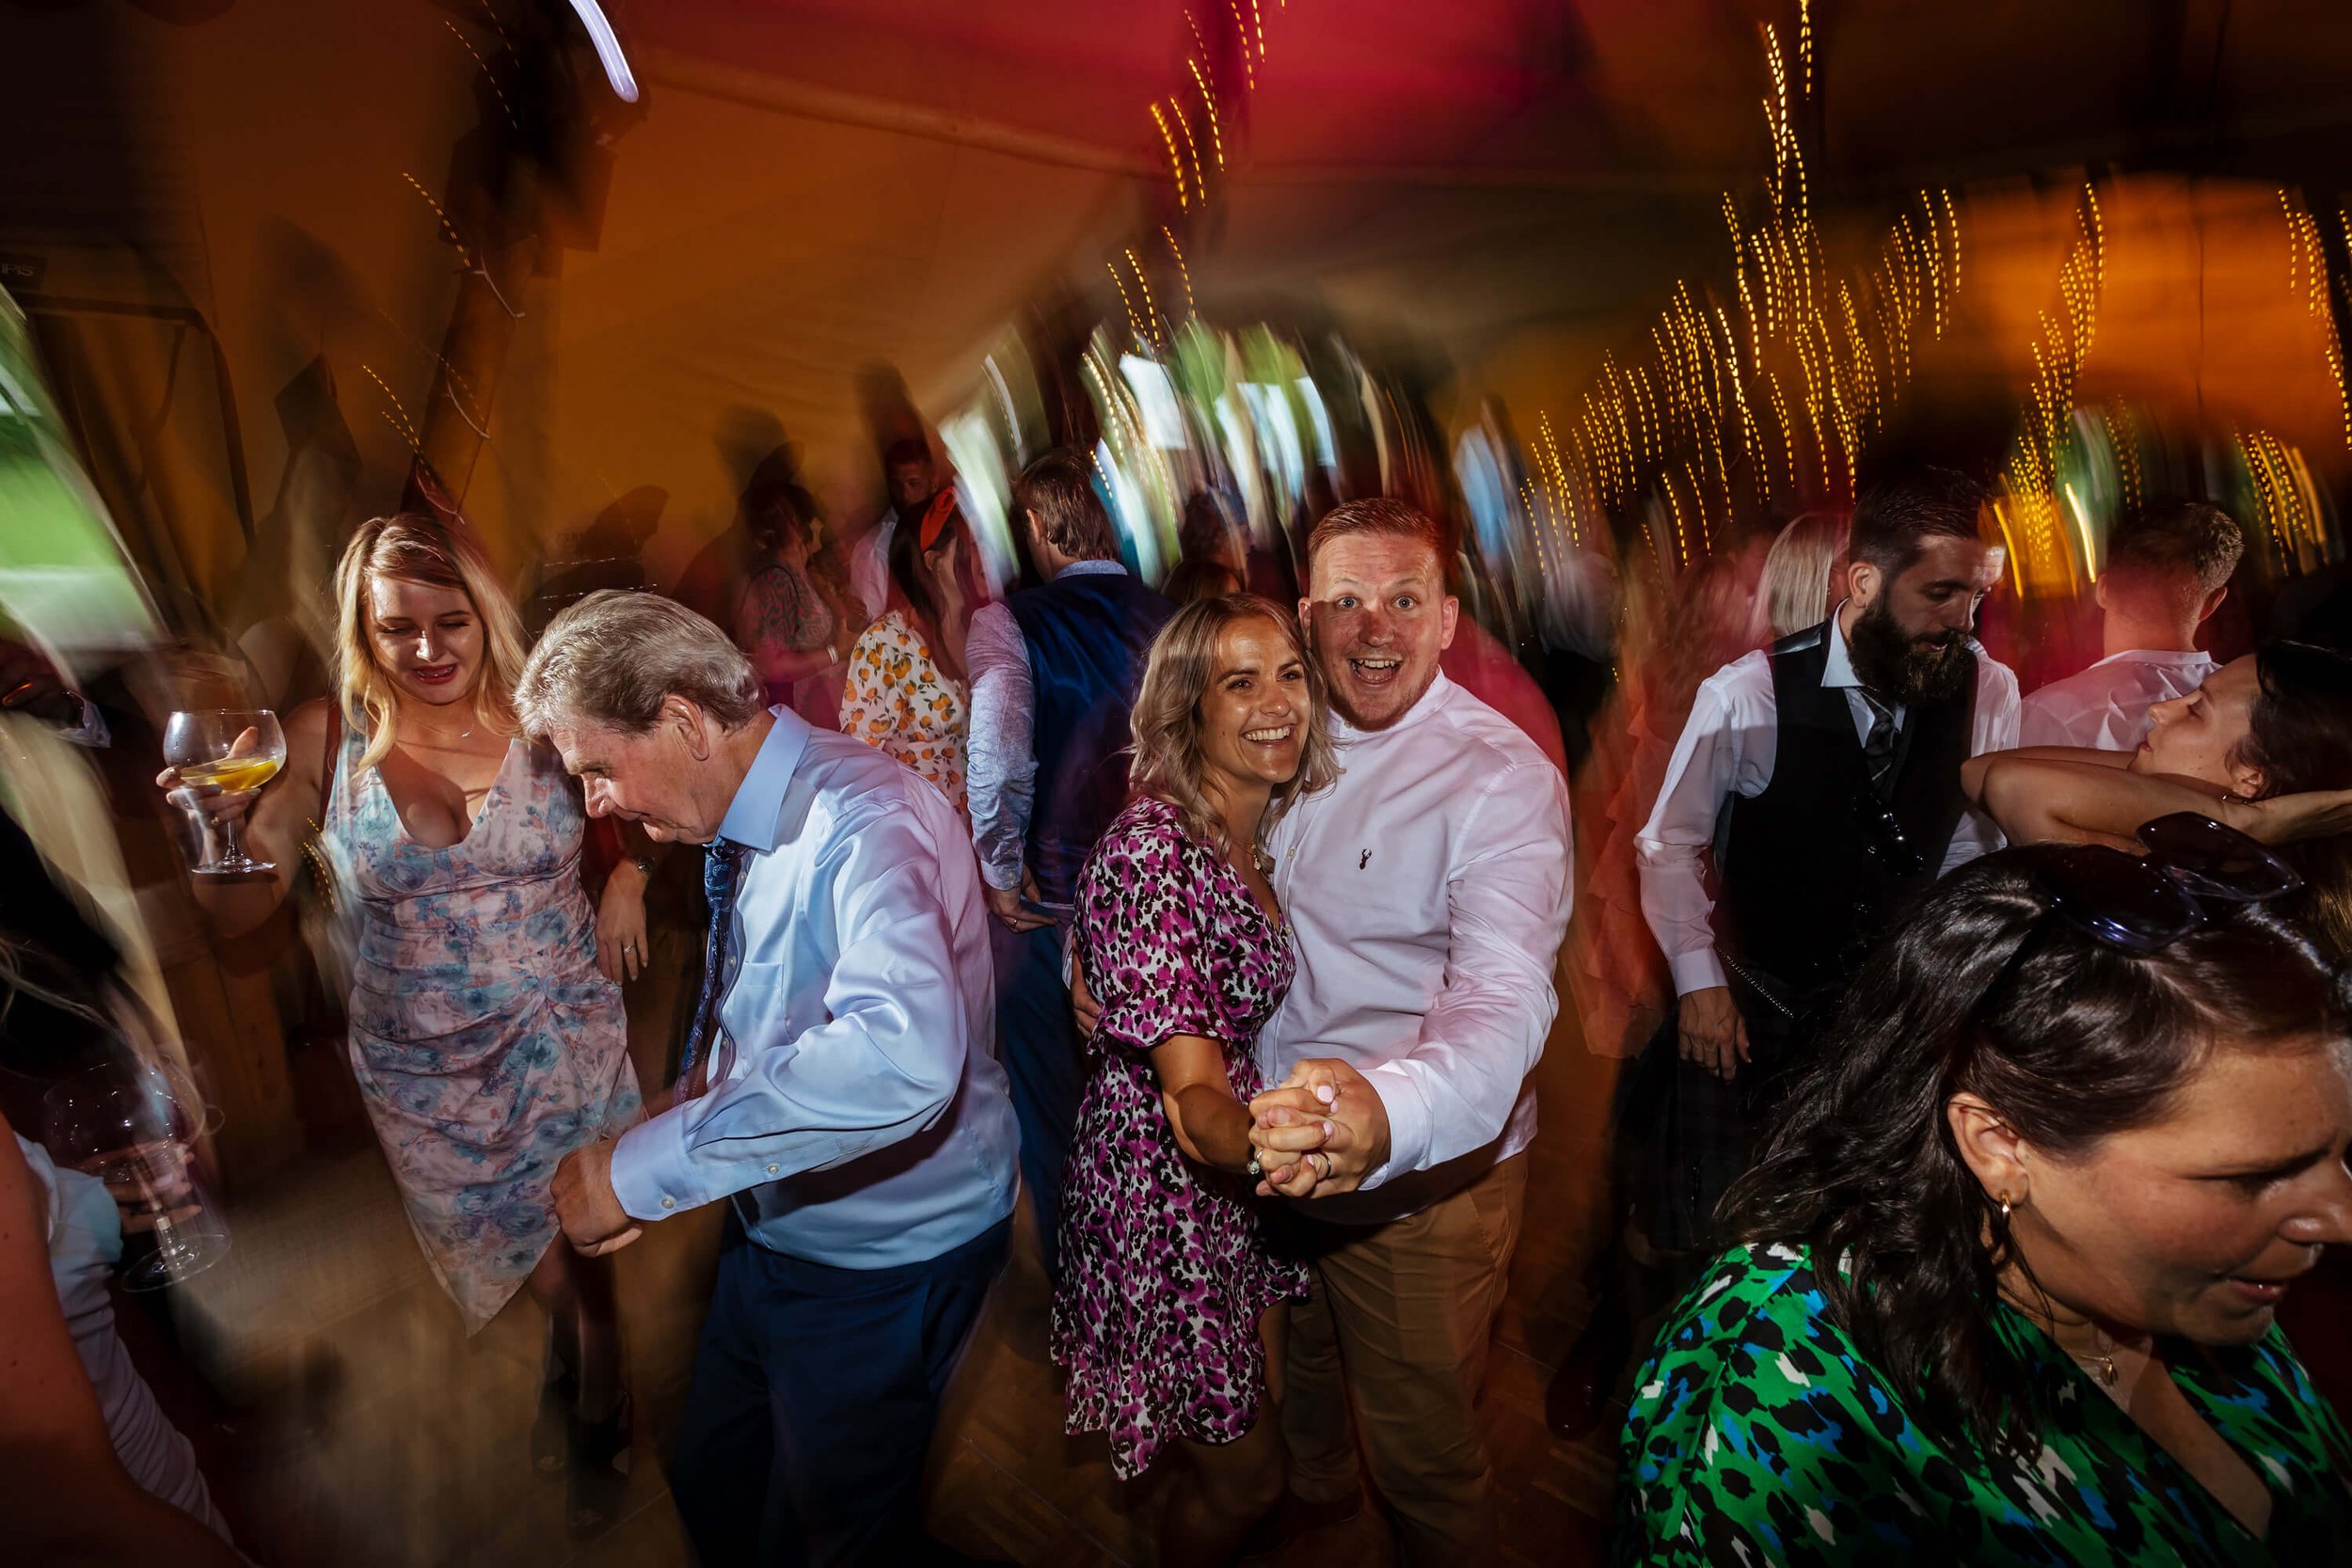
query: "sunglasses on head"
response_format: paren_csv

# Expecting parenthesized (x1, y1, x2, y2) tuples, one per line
(2033, 813, 2302, 954)
(1951, 814, 2298, 1051)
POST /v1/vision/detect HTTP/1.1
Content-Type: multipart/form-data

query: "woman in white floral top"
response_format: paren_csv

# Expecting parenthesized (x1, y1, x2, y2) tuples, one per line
(840, 489, 988, 815)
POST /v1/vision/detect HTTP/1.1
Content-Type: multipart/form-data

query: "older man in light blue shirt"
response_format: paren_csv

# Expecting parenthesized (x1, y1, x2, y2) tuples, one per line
(518, 591, 1016, 1567)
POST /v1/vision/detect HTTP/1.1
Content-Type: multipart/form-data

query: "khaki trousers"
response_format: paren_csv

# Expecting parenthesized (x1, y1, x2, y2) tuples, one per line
(1279, 1152, 1529, 1565)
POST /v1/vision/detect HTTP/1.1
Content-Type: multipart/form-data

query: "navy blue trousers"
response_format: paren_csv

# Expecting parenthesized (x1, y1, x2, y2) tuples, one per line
(667, 1213, 1009, 1566)
(990, 920, 1085, 1281)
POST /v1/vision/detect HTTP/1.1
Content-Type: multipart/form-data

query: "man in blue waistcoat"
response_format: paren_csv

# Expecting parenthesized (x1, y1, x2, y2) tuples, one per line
(964, 448, 1175, 1278)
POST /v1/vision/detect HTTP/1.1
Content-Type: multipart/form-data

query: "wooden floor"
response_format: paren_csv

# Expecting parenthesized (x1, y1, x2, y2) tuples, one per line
(176, 988, 1626, 1567)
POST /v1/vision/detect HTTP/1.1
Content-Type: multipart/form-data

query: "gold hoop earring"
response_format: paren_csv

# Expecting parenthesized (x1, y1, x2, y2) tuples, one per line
(1994, 1191, 2014, 1221)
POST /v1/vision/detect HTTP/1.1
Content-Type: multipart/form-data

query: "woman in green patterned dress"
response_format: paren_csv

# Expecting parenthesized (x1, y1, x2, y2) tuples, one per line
(1616, 825, 2352, 1566)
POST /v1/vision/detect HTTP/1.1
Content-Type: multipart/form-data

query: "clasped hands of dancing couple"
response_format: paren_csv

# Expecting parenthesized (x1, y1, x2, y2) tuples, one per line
(1069, 970, 1381, 1199)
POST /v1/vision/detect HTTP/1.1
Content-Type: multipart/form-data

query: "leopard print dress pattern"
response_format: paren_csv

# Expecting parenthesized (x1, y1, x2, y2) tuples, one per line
(1052, 796, 1311, 1479)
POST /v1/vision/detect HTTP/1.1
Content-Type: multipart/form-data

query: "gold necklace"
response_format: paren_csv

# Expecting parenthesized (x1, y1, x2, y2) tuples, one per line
(2073, 1346, 2121, 1387)
(2001, 1285, 2122, 1387)
(2051, 1320, 2122, 1387)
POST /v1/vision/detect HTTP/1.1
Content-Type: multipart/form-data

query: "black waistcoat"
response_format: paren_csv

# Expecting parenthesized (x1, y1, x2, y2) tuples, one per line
(1716, 621, 1977, 996)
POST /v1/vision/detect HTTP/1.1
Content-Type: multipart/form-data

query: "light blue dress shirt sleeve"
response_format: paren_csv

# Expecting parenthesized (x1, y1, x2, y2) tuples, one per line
(962, 600, 1036, 893)
(608, 800, 973, 1222)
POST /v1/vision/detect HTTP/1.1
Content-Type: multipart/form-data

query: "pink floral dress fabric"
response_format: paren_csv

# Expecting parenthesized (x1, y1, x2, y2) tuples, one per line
(326, 729, 641, 1333)
(1052, 796, 1309, 1478)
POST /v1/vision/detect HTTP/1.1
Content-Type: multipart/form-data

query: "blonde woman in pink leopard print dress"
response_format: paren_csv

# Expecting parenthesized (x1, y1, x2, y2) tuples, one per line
(1053, 594, 1340, 1568)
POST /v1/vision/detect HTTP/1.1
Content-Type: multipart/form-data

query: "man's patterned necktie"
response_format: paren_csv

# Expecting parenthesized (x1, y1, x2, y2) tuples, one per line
(676, 839, 746, 1088)
(1859, 689, 1899, 800)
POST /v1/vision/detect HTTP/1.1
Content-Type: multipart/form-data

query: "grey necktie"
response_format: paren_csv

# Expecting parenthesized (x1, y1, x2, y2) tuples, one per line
(1858, 690, 1899, 799)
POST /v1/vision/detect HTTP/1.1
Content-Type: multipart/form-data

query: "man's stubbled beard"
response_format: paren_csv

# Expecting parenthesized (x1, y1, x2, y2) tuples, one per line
(1848, 591, 1971, 705)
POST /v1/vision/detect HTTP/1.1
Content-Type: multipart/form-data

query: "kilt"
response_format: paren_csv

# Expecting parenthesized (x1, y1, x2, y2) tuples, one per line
(1631, 963, 1831, 1256)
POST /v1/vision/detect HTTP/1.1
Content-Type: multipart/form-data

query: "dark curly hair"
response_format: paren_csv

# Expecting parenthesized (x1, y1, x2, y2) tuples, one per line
(2243, 641, 2352, 959)
(1720, 847, 2350, 1454)
(2241, 641, 2352, 794)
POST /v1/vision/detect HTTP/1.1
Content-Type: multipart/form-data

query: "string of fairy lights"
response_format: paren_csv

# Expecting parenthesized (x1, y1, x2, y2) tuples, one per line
(2239, 427, 2328, 574)
(1072, 4, 1301, 538)
(2282, 191, 2352, 457)
(1518, 7, 1969, 603)
(2204, 192, 2348, 577)
(1517, 4, 2350, 604)
(1114, 2, 1285, 356)
(904, 1, 2351, 613)
(1996, 184, 2106, 595)
(326, 0, 2352, 608)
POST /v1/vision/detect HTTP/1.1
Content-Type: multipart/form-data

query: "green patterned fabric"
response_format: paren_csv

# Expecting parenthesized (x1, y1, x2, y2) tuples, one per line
(1614, 1243, 2352, 1565)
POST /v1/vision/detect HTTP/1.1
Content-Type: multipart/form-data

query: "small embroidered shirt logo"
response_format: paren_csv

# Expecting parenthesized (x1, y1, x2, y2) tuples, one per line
(1359, 848, 1372, 870)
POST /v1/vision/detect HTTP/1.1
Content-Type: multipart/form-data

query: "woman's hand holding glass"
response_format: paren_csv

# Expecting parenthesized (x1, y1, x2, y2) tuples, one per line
(158, 708, 287, 876)
(42, 1059, 230, 1290)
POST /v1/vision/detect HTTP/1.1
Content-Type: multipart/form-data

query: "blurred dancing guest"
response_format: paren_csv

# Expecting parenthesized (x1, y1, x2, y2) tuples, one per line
(1574, 551, 1770, 1057)
(1163, 491, 1248, 605)
(2, 712, 239, 1558)
(967, 448, 1174, 1277)
(1056, 595, 1337, 1566)
(673, 445, 791, 630)
(162, 514, 643, 1530)
(1, 1122, 244, 1565)
(1761, 511, 1847, 639)
(1970, 640, 2352, 958)
(522, 593, 1019, 1567)
(1232, 499, 1574, 1562)
(850, 437, 939, 625)
(1633, 466, 2019, 1257)
(736, 472, 868, 722)
(526, 484, 664, 639)
(1616, 838, 2352, 1564)
(1545, 549, 1767, 1438)
(839, 490, 986, 814)
(2019, 500, 2242, 749)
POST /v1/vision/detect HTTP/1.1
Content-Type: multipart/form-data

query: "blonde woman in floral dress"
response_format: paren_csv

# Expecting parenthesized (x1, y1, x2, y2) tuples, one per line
(839, 490, 987, 814)
(161, 514, 643, 1537)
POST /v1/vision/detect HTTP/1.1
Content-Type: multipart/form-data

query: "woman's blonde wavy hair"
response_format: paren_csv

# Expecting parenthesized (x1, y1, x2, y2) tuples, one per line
(332, 513, 528, 772)
(1129, 594, 1339, 855)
